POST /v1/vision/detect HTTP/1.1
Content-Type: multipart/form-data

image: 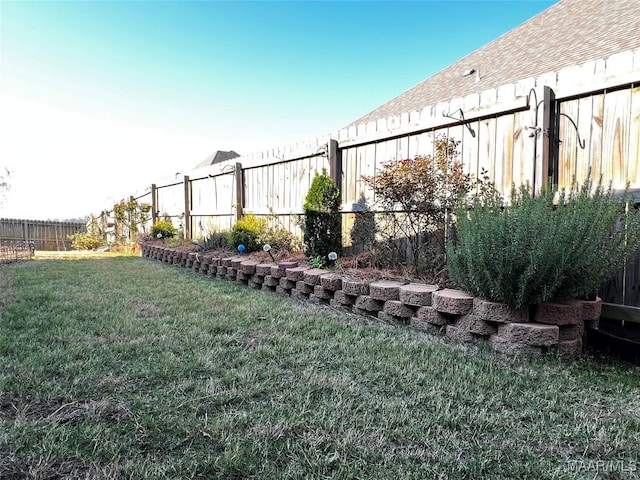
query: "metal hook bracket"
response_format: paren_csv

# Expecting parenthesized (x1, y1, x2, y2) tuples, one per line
(441, 108, 476, 137)
(558, 113, 586, 149)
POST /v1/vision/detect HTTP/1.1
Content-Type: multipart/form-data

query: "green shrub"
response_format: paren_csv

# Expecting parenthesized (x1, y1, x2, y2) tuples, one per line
(229, 214, 267, 252)
(350, 195, 376, 253)
(68, 232, 104, 250)
(151, 219, 178, 239)
(446, 177, 640, 308)
(260, 226, 300, 254)
(192, 230, 229, 251)
(303, 169, 342, 258)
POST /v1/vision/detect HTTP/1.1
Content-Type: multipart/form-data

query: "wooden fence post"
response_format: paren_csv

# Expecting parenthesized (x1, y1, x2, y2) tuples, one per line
(540, 86, 555, 190)
(151, 184, 158, 225)
(128, 195, 135, 240)
(328, 139, 342, 194)
(183, 176, 191, 240)
(235, 163, 244, 222)
(328, 138, 344, 249)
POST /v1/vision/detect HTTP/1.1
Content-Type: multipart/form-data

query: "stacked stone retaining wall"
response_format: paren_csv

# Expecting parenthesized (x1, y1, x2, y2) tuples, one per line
(143, 245, 601, 356)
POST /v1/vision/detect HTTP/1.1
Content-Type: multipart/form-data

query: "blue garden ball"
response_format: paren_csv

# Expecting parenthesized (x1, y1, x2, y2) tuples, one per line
(238, 244, 246, 254)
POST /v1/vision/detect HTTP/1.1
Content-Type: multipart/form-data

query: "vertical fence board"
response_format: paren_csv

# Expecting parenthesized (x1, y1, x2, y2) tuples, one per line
(447, 124, 465, 181)
(602, 88, 631, 188)
(513, 109, 534, 187)
(558, 99, 579, 190)
(588, 93, 606, 181)
(372, 142, 387, 205)
(600, 266, 626, 305)
(414, 131, 435, 157)
(623, 252, 640, 307)
(478, 118, 497, 184)
(628, 86, 640, 188)
(397, 136, 409, 161)
(576, 95, 594, 183)
(375, 140, 389, 165)
(462, 121, 480, 183)
(287, 161, 296, 213)
(274, 163, 282, 211)
(344, 147, 358, 206)
(243, 170, 253, 214)
(283, 162, 290, 214)
(408, 133, 420, 158)
(361, 143, 377, 206)
(495, 114, 514, 194)
(351, 146, 361, 207)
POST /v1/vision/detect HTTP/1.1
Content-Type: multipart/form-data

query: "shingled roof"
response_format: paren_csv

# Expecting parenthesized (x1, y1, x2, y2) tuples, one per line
(348, 0, 640, 128)
(194, 150, 240, 169)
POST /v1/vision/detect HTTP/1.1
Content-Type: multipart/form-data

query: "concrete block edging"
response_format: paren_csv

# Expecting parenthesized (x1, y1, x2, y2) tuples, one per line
(142, 245, 598, 357)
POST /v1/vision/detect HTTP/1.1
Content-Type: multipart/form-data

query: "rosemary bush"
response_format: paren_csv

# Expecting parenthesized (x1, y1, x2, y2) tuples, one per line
(446, 177, 640, 308)
(192, 230, 229, 251)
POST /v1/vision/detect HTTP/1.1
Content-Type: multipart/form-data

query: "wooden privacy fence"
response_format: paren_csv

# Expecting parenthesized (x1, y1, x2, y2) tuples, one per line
(0, 218, 86, 251)
(147, 150, 333, 241)
(119, 49, 639, 312)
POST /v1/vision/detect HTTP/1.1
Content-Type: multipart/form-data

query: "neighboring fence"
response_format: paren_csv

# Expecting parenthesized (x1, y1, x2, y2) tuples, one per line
(0, 218, 86, 251)
(111, 48, 640, 311)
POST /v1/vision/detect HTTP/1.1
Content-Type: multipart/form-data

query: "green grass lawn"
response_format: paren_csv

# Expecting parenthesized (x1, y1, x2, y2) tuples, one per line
(1, 255, 639, 479)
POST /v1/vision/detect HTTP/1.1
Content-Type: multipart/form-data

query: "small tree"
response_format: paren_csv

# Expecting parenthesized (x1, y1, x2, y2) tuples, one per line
(303, 169, 342, 258)
(362, 136, 472, 274)
(112, 198, 152, 242)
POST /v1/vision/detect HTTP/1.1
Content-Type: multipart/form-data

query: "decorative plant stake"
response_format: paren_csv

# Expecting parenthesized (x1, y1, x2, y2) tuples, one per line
(263, 244, 276, 262)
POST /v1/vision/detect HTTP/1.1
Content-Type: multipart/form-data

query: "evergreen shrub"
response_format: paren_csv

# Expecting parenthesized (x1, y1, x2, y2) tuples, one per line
(303, 169, 342, 258)
(151, 219, 178, 239)
(446, 177, 640, 308)
(229, 214, 267, 252)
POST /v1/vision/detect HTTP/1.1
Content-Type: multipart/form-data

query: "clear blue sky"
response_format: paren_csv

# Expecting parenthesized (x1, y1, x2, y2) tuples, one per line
(0, 0, 555, 220)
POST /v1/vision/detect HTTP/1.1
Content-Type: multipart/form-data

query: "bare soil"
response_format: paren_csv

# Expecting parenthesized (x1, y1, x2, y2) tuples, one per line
(146, 240, 447, 285)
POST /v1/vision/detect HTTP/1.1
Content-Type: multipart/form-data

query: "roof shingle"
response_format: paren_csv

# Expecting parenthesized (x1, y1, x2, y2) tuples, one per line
(348, 0, 640, 128)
